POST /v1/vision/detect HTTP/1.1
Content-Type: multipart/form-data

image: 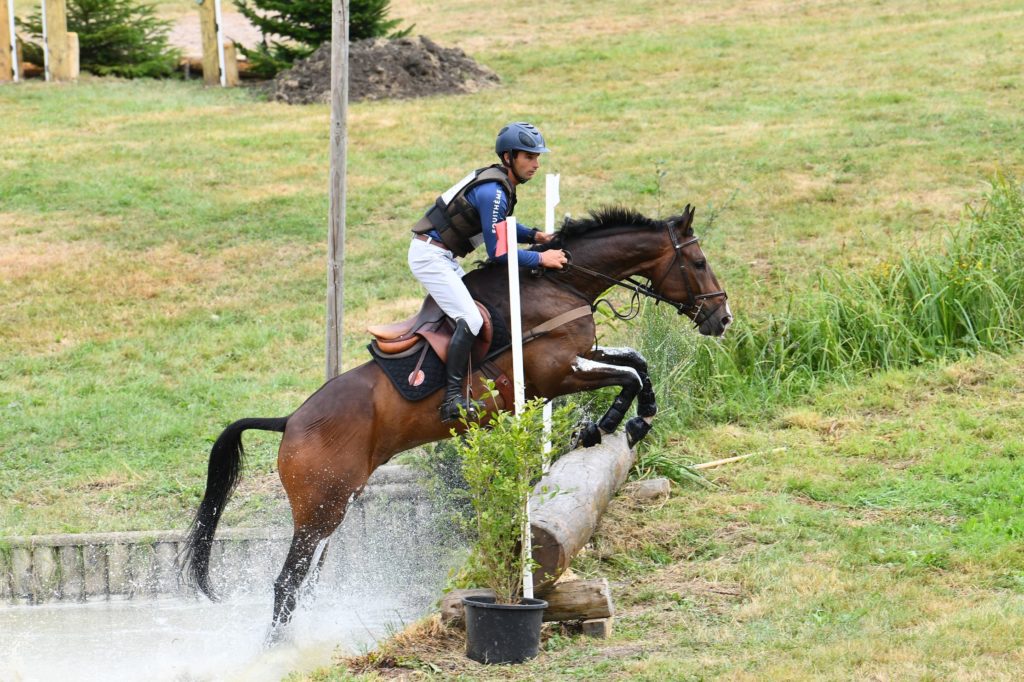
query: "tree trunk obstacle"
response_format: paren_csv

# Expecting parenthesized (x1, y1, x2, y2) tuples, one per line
(442, 431, 636, 633)
(530, 431, 636, 591)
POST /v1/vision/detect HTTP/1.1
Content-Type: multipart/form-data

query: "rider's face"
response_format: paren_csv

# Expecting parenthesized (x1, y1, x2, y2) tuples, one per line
(511, 152, 541, 182)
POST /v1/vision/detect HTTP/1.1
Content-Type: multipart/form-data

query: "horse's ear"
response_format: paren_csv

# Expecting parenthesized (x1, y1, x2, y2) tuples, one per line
(681, 204, 695, 235)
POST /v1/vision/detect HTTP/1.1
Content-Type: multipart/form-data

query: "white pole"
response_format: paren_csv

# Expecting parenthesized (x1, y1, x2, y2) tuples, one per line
(6, 0, 18, 82)
(507, 217, 526, 411)
(542, 174, 560, 457)
(40, 0, 50, 82)
(506, 216, 532, 599)
(213, 0, 226, 87)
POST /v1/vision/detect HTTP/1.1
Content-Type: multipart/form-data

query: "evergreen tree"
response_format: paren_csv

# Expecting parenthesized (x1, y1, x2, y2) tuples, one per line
(236, 0, 411, 78)
(22, 0, 180, 78)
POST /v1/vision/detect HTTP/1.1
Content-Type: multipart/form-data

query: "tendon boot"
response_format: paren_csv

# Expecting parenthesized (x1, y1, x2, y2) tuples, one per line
(439, 319, 478, 423)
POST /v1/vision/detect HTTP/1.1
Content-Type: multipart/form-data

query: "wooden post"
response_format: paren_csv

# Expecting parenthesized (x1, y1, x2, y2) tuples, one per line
(197, 0, 220, 86)
(222, 41, 239, 87)
(0, 0, 16, 82)
(325, 0, 349, 379)
(44, 0, 71, 81)
(65, 31, 78, 79)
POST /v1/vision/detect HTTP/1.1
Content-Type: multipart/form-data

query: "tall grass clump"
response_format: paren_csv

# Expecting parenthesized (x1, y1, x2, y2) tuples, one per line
(638, 174, 1024, 427)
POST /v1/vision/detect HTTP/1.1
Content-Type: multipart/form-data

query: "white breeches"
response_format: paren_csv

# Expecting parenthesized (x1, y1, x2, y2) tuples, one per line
(408, 237, 484, 335)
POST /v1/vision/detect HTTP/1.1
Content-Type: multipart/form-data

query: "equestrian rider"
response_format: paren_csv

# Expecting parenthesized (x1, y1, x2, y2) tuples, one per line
(409, 122, 569, 423)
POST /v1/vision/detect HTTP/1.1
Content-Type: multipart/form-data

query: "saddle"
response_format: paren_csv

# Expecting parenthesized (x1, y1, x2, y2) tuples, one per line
(367, 296, 494, 364)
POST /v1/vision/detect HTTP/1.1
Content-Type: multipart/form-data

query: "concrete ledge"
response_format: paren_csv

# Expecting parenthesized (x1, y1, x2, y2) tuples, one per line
(0, 465, 432, 605)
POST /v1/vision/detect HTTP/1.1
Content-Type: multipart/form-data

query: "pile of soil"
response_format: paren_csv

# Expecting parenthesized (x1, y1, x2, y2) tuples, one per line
(271, 36, 500, 105)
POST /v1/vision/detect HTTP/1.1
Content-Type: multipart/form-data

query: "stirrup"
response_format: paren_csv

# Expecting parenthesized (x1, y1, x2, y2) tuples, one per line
(440, 396, 479, 423)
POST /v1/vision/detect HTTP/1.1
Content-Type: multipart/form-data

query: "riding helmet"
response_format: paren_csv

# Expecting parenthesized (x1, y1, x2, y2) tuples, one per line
(495, 122, 551, 156)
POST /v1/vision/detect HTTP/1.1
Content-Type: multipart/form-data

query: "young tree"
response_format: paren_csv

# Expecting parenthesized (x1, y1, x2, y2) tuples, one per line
(22, 0, 180, 78)
(236, 0, 411, 77)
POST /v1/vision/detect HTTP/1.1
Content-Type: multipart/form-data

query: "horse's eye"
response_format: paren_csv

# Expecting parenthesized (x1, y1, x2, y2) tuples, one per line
(695, 260, 707, 270)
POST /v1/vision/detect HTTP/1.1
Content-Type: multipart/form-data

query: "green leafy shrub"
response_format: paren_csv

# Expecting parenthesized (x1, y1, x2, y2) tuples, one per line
(454, 392, 573, 604)
(21, 0, 180, 78)
(236, 0, 412, 78)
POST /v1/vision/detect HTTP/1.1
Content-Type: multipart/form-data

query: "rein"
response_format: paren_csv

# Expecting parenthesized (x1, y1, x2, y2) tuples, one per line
(548, 223, 728, 326)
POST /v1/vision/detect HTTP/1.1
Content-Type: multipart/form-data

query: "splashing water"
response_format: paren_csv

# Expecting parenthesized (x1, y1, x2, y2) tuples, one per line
(1, 483, 462, 681)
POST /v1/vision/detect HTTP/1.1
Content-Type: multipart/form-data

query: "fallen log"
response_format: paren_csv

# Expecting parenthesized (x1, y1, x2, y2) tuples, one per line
(440, 579, 613, 627)
(529, 431, 635, 591)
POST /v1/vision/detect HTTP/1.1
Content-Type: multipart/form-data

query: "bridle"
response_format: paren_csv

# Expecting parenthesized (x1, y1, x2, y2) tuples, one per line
(548, 222, 728, 327)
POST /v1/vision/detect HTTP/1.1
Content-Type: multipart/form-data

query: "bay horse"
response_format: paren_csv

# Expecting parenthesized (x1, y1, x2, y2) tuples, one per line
(182, 204, 731, 640)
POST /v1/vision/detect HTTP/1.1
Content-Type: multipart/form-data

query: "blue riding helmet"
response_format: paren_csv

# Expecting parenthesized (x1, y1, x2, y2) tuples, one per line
(495, 122, 551, 156)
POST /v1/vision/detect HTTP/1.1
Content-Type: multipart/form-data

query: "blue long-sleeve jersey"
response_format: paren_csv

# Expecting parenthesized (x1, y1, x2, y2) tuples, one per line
(426, 181, 540, 268)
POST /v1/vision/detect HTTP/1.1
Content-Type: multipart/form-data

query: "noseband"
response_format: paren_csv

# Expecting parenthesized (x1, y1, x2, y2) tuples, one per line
(552, 222, 728, 327)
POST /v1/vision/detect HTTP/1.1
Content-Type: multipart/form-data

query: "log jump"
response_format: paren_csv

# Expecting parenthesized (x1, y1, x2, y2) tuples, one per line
(530, 431, 636, 592)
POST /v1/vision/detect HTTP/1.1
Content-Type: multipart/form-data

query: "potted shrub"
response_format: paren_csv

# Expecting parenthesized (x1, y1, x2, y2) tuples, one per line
(454, 392, 571, 664)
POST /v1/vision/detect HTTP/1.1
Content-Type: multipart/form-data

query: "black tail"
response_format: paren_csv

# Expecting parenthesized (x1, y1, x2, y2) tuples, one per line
(181, 416, 288, 599)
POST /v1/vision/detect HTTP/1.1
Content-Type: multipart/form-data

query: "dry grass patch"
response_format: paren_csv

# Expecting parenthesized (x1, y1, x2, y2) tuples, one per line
(339, 614, 468, 678)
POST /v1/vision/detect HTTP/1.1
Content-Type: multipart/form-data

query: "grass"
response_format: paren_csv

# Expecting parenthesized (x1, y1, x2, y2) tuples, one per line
(296, 349, 1024, 680)
(2, 0, 1024, 676)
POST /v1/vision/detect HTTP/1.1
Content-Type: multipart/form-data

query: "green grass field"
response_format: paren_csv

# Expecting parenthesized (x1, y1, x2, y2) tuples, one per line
(2, 0, 1024, 678)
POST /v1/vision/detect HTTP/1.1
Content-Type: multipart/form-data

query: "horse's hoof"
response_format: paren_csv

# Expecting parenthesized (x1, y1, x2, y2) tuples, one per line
(625, 416, 652, 448)
(263, 622, 294, 648)
(574, 421, 602, 448)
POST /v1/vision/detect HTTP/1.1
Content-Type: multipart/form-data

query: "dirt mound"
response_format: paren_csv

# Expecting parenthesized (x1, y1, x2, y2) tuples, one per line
(271, 36, 500, 105)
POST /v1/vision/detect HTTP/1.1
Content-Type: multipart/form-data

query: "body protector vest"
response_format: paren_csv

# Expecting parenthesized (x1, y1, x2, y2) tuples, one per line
(413, 165, 517, 257)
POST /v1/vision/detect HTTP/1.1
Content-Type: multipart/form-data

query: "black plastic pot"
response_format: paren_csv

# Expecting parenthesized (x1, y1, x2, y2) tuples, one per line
(462, 595, 548, 664)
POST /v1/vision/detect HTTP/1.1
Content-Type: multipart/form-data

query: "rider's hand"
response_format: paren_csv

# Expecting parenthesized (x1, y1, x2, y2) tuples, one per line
(534, 231, 556, 245)
(539, 249, 568, 269)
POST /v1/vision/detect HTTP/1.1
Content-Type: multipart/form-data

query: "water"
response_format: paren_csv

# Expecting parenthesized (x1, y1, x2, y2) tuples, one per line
(1, 589, 420, 682)
(1, 485, 463, 682)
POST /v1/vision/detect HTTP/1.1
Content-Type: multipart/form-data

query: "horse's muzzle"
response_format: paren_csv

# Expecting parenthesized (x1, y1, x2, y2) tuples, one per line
(697, 299, 733, 337)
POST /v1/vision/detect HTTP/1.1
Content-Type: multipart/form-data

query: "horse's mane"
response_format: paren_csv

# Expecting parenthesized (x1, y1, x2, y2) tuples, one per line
(557, 207, 665, 239)
(472, 206, 686, 272)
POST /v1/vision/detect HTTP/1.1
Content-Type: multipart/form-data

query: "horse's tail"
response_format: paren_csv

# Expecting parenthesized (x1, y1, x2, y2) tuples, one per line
(181, 416, 288, 599)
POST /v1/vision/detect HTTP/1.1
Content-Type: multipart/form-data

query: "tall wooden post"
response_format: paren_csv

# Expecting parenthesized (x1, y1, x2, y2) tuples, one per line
(197, 0, 236, 86)
(44, 0, 72, 81)
(197, 0, 221, 86)
(325, 0, 349, 379)
(0, 0, 17, 82)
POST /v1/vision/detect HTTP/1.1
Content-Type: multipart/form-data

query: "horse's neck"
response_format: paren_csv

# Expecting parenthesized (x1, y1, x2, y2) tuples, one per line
(562, 232, 661, 300)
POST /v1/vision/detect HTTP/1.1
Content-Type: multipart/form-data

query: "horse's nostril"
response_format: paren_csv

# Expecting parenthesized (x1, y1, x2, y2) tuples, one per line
(722, 315, 733, 326)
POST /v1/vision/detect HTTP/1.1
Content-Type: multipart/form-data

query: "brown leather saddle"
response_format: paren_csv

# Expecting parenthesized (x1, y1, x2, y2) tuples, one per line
(367, 297, 494, 364)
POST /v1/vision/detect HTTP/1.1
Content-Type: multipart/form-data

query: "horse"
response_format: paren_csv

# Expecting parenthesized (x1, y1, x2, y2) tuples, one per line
(181, 203, 731, 640)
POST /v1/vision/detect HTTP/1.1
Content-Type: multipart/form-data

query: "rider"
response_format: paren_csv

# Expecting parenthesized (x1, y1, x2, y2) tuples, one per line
(409, 122, 569, 423)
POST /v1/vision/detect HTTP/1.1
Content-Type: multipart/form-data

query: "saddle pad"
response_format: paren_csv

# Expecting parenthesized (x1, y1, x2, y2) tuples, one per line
(368, 341, 446, 401)
(481, 300, 511, 359)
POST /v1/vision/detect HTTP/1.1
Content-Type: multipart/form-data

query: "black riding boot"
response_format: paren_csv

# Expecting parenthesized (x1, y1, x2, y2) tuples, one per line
(439, 319, 478, 423)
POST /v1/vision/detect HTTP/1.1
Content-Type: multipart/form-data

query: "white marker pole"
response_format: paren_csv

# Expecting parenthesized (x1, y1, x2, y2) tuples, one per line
(40, 0, 50, 82)
(506, 216, 533, 600)
(213, 0, 226, 87)
(7, 0, 18, 82)
(542, 174, 560, 457)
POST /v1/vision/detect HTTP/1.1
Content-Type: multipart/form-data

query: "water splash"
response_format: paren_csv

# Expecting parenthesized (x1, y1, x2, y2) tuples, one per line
(1, 481, 462, 681)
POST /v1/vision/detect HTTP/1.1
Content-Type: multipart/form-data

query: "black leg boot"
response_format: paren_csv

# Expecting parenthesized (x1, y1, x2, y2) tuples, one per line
(439, 319, 478, 423)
